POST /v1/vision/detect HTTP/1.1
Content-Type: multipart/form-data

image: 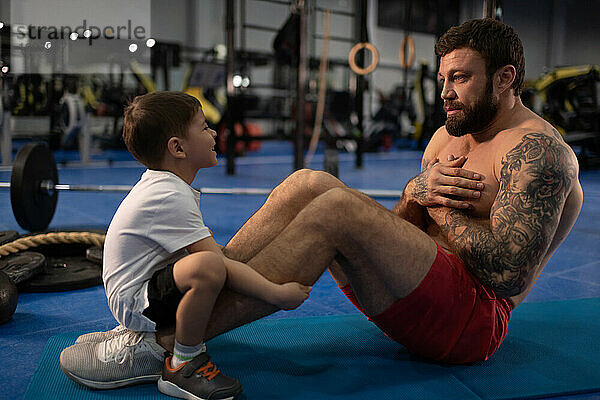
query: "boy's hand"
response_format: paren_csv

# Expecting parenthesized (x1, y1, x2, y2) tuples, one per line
(273, 282, 312, 310)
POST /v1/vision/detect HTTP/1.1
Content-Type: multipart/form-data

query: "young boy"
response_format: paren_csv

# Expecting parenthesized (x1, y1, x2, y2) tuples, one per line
(103, 91, 311, 400)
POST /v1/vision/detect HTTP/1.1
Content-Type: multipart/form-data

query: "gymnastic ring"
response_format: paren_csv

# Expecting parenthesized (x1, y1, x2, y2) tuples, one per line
(348, 42, 379, 75)
(399, 35, 415, 70)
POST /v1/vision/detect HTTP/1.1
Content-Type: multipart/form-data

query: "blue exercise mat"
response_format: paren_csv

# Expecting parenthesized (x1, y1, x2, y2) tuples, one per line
(24, 298, 600, 400)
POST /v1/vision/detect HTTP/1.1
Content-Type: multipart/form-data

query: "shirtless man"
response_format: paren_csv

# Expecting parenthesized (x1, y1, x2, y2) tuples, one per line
(61, 18, 583, 388)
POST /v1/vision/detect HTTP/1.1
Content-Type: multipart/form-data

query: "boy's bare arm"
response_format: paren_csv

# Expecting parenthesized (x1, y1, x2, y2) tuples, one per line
(222, 257, 310, 310)
(186, 235, 224, 254)
(186, 236, 311, 310)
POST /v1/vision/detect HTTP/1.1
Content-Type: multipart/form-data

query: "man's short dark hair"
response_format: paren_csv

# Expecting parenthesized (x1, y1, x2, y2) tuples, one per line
(435, 18, 525, 96)
(122, 91, 201, 169)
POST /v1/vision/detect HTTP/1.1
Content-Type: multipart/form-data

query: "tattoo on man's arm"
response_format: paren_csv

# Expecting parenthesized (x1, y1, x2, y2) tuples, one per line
(420, 157, 430, 172)
(438, 133, 576, 297)
(412, 168, 430, 204)
(395, 156, 430, 215)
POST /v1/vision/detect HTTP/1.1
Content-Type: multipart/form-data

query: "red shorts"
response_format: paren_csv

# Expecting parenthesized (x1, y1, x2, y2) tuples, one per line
(340, 243, 512, 364)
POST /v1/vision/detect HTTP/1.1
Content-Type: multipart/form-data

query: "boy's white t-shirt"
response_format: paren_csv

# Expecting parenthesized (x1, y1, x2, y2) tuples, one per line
(103, 169, 212, 332)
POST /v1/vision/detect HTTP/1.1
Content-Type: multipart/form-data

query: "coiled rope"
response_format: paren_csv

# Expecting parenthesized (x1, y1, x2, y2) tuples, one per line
(0, 232, 105, 257)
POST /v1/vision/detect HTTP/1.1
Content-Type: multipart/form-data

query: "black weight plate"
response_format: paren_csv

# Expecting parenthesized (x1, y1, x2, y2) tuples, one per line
(86, 246, 103, 266)
(0, 271, 18, 325)
(10, 142, 59, 232)
(18, 256, 102, 292)
(0, 251, 46, 284)
(0, 231, 19, 245)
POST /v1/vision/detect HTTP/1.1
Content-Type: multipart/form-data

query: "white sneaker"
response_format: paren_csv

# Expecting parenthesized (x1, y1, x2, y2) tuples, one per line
(60, 330, 165, 389)
(75, 325, 128, 344)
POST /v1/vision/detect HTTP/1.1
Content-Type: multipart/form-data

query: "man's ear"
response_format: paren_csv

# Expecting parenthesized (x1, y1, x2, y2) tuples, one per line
(167, 137, 186, 159)
(496, 65, 516, 94)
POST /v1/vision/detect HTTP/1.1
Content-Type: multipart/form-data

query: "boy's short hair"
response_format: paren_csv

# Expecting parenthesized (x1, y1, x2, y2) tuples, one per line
(434, 18, 525, 96)
(122, 91, 201, 169)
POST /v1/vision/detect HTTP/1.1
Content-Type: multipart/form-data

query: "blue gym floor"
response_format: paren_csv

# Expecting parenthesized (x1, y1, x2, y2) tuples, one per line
(0, 141, 599, 400)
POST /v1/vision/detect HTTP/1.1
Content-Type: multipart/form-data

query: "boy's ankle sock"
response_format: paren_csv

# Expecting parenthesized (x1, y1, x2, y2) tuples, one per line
(171, 340, 206, 368)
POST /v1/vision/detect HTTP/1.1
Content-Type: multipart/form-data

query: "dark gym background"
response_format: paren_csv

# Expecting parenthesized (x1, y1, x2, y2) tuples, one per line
(0, 1, 599, 399)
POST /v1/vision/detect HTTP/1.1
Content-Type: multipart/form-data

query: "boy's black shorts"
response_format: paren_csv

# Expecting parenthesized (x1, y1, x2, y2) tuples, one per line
(143, 263, 182, 328)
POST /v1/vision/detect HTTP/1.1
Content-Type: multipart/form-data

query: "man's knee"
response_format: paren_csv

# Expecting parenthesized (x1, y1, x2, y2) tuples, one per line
(304, 187, 360, 230)
(273, 169, 343, 202)
(303, 169, 343, 193)
(286, 168, 314, 183)
(323, 187, 367, 211)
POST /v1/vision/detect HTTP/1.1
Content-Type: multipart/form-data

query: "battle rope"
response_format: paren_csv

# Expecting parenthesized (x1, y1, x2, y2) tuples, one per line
(305, 8, 331, 167)
(0, 232, 105, 257)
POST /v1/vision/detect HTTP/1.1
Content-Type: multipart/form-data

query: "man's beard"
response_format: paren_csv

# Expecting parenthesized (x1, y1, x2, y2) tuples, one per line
(444, 80, 498, 137)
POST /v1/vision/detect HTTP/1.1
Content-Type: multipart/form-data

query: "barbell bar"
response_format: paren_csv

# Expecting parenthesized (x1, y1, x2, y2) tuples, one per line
(2, 142, 403, 232)
(1, 181, 405, 197)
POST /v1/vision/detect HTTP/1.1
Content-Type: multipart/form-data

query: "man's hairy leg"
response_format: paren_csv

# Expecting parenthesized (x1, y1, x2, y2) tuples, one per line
(157, 187, 437, 351)
(327, 187, 396, 289)
(314, 188, 437, 315)
(156, 169, 345, 350)
(219, 187, 438, 324)
(223, 169, 345, 262)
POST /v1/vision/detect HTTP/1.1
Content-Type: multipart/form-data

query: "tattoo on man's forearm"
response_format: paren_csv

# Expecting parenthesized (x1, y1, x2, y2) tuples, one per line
(412, 171, 429, 203)
(439, 133, 576, 297)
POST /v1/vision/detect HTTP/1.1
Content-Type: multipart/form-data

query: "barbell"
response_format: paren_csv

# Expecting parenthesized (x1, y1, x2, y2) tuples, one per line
(1, 142, 404, 232)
